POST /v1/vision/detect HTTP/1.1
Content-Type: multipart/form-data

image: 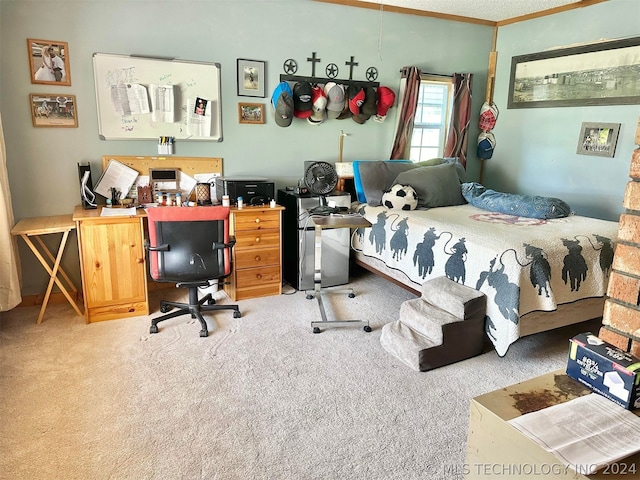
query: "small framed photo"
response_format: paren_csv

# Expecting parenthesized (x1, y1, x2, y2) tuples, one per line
(30, 94, 78, 128)
(237, 59, 266, 97)
(27, 38, 71, 86)
(576, 122, 620, 157)
(238, 103, 265, 124)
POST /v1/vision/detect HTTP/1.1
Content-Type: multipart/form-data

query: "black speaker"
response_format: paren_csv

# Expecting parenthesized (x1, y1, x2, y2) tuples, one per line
(78, 162, 97, 209)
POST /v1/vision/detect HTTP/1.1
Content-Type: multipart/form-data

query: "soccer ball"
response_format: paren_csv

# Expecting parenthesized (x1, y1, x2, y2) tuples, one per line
(382, 184, 418, 210)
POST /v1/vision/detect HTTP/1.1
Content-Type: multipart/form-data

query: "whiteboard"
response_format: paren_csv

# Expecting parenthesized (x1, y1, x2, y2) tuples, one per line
(93, 53, 222, 141)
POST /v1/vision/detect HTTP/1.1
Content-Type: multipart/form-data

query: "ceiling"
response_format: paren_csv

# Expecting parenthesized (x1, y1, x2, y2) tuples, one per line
(320, 0, 605, 25)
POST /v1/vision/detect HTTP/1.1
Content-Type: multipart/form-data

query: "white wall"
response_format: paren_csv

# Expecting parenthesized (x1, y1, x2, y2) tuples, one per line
(489, 0, 640, 220)
(0, 0, 493, 295)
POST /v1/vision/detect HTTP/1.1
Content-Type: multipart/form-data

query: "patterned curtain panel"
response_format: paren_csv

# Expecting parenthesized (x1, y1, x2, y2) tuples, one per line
(444, 73, 473, 168)
(390, 66, 421, 160)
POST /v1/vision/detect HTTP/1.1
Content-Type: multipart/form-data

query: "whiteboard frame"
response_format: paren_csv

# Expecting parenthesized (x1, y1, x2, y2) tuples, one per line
(93, 53, 223, 141)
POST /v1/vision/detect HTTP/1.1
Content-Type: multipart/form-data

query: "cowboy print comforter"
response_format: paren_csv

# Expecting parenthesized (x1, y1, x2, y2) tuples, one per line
(351, 203, 619, 356)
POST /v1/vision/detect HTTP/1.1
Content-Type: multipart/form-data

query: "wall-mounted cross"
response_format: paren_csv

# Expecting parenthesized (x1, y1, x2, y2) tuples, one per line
(307, 52, 321, 78)
(345, 56, 359, 80)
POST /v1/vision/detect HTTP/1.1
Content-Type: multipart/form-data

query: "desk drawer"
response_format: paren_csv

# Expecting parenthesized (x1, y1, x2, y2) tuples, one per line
(235, 247, 280, 269)
(234, 211, 280, 231)
(235, 265, 280, 287)
(234, 230, 279, 249)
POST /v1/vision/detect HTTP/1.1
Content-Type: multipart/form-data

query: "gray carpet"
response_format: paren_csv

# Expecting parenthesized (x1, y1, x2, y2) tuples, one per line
(0, 267, 600, 480)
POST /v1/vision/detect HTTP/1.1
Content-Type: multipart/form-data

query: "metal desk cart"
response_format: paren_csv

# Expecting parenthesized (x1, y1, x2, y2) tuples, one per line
(307, 213, 372, 334)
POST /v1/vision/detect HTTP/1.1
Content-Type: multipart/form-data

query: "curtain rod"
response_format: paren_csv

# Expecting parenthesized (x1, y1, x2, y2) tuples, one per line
(399, 67, 452, 78)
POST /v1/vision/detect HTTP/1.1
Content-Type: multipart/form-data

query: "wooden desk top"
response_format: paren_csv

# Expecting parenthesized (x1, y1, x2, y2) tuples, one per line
(11, 214, 76, 236)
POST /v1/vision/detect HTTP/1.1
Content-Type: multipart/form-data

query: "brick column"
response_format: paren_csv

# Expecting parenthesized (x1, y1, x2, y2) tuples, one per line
(599, 118, 640, 357)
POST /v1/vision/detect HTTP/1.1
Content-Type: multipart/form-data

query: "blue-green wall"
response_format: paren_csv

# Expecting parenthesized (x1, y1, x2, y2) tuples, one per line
(2, 0, 638, 296)
(490, 0, 640, 220)
(1, 0, 493, 295)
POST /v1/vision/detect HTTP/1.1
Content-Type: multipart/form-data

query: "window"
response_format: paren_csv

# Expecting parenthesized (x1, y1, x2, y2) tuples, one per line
(409, 78, 454, 162)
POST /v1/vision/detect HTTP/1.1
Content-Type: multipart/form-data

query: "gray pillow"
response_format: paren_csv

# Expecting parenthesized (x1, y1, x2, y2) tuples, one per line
(354, 161, 416, 206)
(393, 163, 466, 208)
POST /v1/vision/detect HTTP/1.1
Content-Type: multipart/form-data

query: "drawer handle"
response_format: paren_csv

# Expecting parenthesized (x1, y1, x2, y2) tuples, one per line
(255, 237, 261, 243)
(255, 218, 261, 223)
(256, 273, 262, 280)
(255, 255, 261, 262)
(136, 258, 144, 264)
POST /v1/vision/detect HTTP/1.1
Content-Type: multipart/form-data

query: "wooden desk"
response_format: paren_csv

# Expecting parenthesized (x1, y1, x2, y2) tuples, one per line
(11, 214, 84, 324)
(465, 370, 640, 479)
(308, 213, 372, 333)
(73, 206, 148, 323)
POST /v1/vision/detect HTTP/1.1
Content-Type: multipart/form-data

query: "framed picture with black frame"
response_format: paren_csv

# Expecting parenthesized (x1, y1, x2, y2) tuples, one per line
(237, 58, 265, 98)
(507, 36, 640, 109)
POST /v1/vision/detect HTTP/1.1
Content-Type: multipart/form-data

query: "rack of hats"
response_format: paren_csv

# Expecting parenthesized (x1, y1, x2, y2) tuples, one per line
(273, 75, 396, 128)
(477, 48, 499, 183)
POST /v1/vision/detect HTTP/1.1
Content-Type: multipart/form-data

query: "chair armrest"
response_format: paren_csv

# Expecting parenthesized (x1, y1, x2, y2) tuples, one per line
(213, 235, 236, 250)
(145, 242, 170, 252)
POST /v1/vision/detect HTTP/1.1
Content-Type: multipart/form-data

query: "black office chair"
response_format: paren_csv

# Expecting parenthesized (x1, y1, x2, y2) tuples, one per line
(145, 206, 241, 337)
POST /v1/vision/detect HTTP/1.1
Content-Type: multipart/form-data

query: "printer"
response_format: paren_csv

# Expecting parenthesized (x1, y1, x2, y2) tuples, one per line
(215, 177, 275, 206)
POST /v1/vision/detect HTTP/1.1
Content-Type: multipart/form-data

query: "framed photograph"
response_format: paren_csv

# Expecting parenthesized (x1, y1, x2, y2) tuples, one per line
(238, 103, 265, 124)
(27, 38, 71, 86)
(237, 59, 265, 97)
(508, 36, 640, 109)
(30, 94, 78, 128)
(576, 122, 620, 157)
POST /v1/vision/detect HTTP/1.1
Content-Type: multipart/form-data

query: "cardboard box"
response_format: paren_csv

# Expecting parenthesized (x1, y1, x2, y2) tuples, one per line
(566, 332, 640, 410)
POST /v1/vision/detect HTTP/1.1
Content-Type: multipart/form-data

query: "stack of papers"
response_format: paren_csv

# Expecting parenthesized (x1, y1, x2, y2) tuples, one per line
(509, 393, 640, 475)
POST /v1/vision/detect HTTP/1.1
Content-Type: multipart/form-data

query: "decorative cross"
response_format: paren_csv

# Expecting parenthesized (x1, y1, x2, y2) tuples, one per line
(345, 56, 359, 80)
(307, 52, 321, 77)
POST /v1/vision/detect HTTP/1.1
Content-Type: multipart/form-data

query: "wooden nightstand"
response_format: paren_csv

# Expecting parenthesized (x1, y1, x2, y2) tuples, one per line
(225, 205, 284, 301)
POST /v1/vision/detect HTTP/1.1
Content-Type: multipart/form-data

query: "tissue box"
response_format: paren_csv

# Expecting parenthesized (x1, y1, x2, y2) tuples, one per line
(566, 332, 640, 410)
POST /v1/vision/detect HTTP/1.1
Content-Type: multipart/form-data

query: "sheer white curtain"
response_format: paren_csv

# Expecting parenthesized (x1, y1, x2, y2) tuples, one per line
(0, 112, 22, 311)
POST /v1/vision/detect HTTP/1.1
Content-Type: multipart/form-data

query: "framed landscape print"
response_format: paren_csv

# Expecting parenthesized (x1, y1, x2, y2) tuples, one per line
(238, 103, 265, 124)
(508, 36, 640, 109)
(27, 38, 71, 86)
(30, 94, 77, 127)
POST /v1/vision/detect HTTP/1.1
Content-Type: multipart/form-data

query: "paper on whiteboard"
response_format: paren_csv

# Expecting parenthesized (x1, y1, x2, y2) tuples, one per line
(150, 84, 176, 123)
(186, 97, 212, 137)
(110, 83, 150, 115)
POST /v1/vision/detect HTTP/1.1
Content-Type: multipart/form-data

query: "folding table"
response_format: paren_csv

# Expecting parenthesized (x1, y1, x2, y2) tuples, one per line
(11, 214, 84, 324)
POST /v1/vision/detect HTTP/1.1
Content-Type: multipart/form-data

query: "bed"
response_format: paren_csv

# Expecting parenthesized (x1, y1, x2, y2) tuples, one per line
(349, 160, 619, 356)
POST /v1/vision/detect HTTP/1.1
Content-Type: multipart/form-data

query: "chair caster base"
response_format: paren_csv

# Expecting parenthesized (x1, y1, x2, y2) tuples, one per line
(233, 310, 241, 318)
(313, 327, 321, 334)
(199, 329, 208, 337)
(363, 325, 372, 333)
(306, 294, 314, 300)
(348, 293, 355, 298)
(150, 324, 159, 334)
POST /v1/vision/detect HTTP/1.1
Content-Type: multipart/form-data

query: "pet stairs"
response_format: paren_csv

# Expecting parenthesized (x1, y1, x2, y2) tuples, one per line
(380, 276, 486, 371)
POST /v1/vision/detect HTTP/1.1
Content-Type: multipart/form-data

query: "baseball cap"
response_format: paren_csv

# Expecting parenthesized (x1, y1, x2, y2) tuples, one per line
(307, 85, 327, 126)
(271, 81, 294, 127)
(477, 131, 496, 159)
(324, 82, 345, 119)
(347, 85, 365, 115)
(373, 86, 396, 123)
(293, 81, 313, 118)
(353, 86, 376, 124)
(479, 101, 499, 131)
